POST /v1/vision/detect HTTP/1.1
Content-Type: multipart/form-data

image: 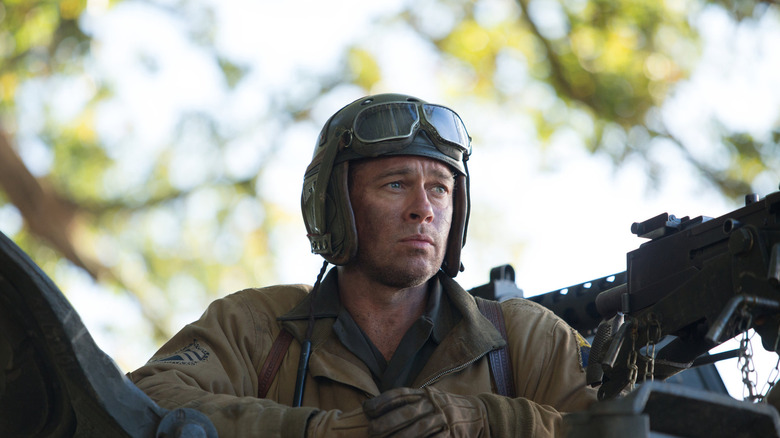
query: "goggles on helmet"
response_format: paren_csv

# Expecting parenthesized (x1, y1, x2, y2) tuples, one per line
(350, 101, 471, 162)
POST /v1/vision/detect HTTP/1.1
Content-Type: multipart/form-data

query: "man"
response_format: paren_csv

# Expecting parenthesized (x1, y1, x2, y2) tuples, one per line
(129, 93, 597, 436)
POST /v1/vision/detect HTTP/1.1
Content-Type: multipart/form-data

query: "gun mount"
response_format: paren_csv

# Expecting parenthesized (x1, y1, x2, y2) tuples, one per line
(564, 381, 780, 438)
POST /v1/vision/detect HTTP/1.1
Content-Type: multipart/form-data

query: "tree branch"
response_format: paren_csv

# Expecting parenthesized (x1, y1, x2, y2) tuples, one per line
(0, 125, 172, 341)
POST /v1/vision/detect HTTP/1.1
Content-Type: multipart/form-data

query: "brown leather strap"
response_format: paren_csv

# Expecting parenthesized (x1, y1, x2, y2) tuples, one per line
(257, 329, 294, 398)
(476, 297, 516, 398)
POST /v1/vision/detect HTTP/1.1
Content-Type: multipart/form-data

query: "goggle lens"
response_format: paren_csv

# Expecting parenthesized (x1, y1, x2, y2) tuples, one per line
(353, 103, 419, 143)
(422, 104, 469, 150)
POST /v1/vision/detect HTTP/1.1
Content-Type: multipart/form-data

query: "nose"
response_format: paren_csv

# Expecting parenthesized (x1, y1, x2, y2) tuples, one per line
(406, 186, 434, 224)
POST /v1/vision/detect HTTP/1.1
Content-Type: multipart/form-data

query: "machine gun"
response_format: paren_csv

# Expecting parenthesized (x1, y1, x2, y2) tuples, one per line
(471, 190, 780, 437)
(590, 189, 780, 401)
(507, 189, 780, 401)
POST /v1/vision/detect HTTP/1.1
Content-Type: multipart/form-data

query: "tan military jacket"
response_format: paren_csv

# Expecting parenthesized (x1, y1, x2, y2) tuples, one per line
(128, 273, 597, 437)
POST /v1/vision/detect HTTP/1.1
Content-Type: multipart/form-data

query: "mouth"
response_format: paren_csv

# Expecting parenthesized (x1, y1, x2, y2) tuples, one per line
(399, 234, 435, 248)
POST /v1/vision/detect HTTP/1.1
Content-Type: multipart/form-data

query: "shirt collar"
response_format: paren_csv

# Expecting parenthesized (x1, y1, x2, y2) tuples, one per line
(278, 268, 459, 344)
(426, 276, 455, 344)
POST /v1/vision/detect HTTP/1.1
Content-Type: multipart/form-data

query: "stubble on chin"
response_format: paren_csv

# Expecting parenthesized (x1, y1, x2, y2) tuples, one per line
(353, 247, 442, 289)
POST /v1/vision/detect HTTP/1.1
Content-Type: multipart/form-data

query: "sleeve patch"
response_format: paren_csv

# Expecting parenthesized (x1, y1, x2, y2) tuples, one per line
(149, 339, 210, 365)
(575, 331, 590, 369)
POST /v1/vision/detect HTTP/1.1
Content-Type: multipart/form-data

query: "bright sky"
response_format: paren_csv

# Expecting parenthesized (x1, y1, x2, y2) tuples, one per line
(5, 0, 780, 401)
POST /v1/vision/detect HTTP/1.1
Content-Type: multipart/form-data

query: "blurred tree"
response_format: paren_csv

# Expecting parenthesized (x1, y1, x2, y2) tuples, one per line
(0, 0, 778, 351)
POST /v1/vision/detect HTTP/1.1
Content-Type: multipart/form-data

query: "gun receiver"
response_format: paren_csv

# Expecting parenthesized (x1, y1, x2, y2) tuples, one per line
(592, 190, 780, 399)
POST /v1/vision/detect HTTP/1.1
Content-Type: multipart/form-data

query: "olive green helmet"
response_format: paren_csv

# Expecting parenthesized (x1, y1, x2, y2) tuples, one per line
(301, 93, 471, 277)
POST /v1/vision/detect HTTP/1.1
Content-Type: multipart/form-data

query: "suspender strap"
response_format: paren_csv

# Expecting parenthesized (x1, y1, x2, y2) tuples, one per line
(475, 297, 516, 398)
(257, 329, 294, 398)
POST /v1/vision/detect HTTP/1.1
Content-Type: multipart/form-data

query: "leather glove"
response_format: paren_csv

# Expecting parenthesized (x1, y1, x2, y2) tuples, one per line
(363, 387, 490, 437)
(306, 407, 370, 437)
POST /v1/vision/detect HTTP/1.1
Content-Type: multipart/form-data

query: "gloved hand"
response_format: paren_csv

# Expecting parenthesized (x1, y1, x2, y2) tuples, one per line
(306, 407, 369, 437)
(362, 387, 490, 437)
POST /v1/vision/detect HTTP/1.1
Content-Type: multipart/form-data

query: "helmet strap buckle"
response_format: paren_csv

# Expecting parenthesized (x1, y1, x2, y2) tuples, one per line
(308, 234, 332, 254)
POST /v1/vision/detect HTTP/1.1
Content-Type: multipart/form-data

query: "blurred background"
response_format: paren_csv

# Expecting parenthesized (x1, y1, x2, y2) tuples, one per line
(1, 0, 779, 400)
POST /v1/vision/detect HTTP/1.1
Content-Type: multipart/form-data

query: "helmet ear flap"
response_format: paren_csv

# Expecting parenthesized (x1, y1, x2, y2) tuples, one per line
(302, 124, 359, 265)
(323, 161, 358, 265)
(442, 173, 469, 277)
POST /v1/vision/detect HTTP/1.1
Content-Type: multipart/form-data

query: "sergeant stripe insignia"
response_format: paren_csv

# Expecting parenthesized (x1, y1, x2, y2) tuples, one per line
(150, 339, 210, 365)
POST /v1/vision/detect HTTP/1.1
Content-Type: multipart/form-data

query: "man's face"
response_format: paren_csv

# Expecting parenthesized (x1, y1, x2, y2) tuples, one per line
(347, 155, 455, 289)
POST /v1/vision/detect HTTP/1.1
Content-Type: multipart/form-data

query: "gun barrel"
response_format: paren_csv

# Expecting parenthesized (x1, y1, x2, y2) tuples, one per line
(527, 272, 627, 336)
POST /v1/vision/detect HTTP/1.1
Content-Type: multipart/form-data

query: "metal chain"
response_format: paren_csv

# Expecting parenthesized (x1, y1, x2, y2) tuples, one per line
(737, 307, 759, 402)
(644, 316, 661, 383)
(761, 354, 780, 401)
(739, 331, 759, 401)
(759, 324, 780, 400)
(628, 324, 639, 390)
(644, 342, 656, 382)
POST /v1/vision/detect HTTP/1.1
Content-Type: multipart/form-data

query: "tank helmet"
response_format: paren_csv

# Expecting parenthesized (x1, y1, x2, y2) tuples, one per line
(301, 93, 472, 277)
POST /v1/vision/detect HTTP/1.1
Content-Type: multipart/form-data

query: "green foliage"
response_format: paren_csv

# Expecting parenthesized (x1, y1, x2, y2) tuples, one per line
(348, 47, 382, 90)
(48, 117, 111, 204)
(433, 0, 699, 161)
(217, 57, 248, 89)
(0, 0, 778, 352)
(0, 0, 89, 92)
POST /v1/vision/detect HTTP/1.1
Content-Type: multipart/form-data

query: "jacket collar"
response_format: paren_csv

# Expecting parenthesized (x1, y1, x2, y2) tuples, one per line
(410, 272, 506, 387)
(277, 269, 507, 393)
(279, 268, 340, 321)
